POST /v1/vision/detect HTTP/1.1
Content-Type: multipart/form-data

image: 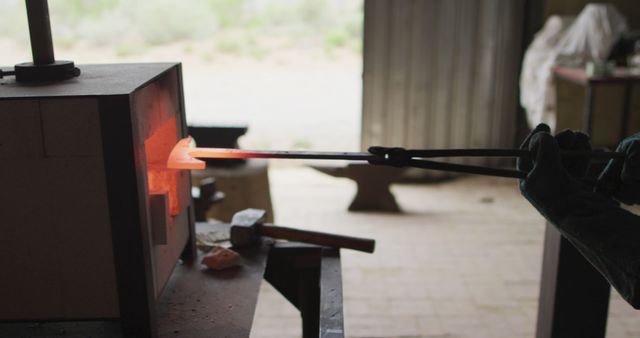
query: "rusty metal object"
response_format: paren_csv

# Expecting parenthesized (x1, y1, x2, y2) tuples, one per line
(201, 246, 241, 270)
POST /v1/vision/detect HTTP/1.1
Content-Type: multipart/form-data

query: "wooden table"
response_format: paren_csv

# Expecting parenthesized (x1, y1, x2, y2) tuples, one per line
(553, 66, 640, 144)
(0, 223, 345, 338)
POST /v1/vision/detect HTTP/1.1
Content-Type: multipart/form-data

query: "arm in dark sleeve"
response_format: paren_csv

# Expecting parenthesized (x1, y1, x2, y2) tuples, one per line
(518, 124, 640, 308)
(554, 192, 640, 308)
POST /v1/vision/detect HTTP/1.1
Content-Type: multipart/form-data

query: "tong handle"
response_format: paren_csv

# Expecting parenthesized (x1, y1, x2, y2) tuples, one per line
(370, 147, 625, 160)
(403, 159, 526, 179)
(368, 147, 626, 180)
(402, 159, 604, 192)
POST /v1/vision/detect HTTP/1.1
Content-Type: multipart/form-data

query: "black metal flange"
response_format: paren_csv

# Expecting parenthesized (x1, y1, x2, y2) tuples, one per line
(6, 0, 81, 84)
(14, 60, 80, 83)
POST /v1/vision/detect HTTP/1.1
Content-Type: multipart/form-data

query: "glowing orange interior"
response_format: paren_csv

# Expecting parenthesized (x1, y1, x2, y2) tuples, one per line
(145, 116, 181, 217)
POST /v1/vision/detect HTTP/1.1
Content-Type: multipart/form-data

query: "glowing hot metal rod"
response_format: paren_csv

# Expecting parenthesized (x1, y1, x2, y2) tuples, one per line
(168, 137, 381, 170)
(167, 136, 625, 179)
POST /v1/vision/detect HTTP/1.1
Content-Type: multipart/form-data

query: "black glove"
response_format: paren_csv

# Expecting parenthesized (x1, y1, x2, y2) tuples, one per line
(554, 128, 592, 178)
(518, 124, 640, 308)
(517, 124, 591, 222)
(597, 133, 640, 205)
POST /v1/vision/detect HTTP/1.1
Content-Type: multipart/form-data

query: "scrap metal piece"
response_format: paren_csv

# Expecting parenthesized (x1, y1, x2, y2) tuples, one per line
(201, 246, 241, 270)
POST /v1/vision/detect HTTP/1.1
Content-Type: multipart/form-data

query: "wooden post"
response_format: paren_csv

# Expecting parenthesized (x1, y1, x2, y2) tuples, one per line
(536, 225, 611, 338)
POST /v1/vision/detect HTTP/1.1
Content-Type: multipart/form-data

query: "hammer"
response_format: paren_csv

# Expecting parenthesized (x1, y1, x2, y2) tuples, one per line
(230, 209, 375, 253)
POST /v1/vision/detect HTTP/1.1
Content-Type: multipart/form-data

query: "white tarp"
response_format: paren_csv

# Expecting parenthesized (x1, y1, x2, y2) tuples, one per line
(520, 4, 627, 130)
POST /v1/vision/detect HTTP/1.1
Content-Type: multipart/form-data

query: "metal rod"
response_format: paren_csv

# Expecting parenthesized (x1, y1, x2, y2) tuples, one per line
(189, 148, 623, 162)
(25, 0, 55, 64)
(189, 148, 381, 161)
(184, 146, 623, 179)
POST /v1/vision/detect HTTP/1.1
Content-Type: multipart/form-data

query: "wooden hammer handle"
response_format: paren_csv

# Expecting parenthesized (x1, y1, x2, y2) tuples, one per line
(261, 225, 375, 253)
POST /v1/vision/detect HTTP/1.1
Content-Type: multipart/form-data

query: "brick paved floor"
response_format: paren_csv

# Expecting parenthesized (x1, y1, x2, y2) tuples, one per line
(250, 167, 640, 338)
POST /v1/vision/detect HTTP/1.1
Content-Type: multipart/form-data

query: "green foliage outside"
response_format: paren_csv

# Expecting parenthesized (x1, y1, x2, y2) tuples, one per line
(0, 0, 362, 59)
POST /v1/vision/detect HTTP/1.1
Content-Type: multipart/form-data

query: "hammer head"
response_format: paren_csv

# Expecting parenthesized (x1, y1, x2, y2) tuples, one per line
(230, 208, 267, 248)
(167, 137, 206, 170)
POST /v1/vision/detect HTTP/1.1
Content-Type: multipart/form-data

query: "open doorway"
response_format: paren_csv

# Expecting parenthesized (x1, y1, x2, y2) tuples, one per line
(0, 0, 364, 152)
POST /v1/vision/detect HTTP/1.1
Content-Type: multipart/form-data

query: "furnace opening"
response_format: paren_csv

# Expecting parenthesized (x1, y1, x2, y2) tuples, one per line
(145, 116, 182, 217)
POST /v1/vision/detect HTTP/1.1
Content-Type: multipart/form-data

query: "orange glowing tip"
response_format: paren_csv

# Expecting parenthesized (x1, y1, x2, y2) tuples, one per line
(167, 136, 381, 170)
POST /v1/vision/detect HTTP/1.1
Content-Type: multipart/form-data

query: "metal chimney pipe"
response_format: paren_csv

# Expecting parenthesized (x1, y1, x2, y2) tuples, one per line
(10, 0, 80, 82)
(25, 0, 55, 65)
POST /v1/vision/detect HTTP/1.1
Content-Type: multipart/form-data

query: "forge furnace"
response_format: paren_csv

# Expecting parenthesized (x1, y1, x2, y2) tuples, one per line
(0, 63, 195, 336)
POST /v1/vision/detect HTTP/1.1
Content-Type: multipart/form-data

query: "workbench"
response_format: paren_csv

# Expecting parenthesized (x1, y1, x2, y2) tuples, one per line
(0, 223, 345, 338)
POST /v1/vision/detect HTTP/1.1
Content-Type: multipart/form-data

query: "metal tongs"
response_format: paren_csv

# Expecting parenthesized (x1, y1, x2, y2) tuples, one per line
(366, 146, 625, 179)
(167, 137, 625, 179)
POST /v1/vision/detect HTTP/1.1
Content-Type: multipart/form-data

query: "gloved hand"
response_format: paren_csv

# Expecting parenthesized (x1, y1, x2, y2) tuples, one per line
(518, 124, 640, 308)
(517, 124, 592, 222)
(597, 133, 640, 205)
(554, 128, 592, 178)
